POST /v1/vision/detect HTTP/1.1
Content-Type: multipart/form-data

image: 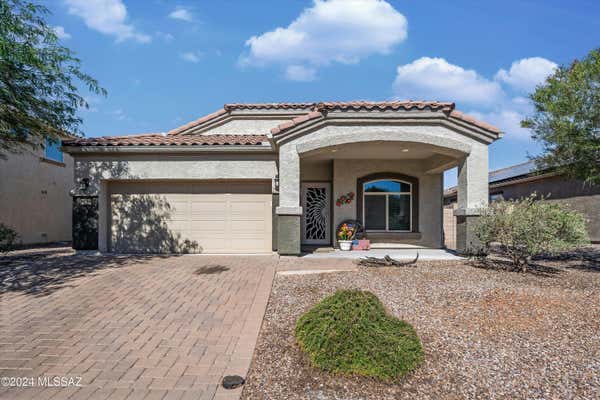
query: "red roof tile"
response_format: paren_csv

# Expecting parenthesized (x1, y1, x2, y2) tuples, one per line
(167, 103, 317, 136)
(67, 101, 501, 147)
(269, 101, 500, 136)
(224, 103, 317, 111)
(167, 108, 227, 136)
(270, 111, 324, 135)
(449, 110, 501, 134)
(63, 134, 268, 147)
(317, 100, 454, 112)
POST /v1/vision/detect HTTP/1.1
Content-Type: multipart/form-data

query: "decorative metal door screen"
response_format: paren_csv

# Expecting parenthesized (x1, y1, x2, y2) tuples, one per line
(301, 182, 331, 245)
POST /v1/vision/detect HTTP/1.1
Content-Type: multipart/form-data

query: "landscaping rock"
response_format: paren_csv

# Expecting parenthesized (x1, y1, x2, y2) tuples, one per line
(242, 249, 600, 399)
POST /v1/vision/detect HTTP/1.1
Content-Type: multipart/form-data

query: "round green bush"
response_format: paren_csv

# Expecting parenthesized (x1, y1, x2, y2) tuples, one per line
(295, 289, 423, 381)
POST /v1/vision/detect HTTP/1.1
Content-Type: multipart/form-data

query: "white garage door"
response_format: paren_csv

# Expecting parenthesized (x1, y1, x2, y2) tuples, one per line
(110, 181, 272, 254)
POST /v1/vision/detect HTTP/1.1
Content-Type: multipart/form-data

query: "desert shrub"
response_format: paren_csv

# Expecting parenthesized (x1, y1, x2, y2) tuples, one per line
(0, 223, 19, 253)
(295, 289, 423, 381)
(474, 194, 589, 272)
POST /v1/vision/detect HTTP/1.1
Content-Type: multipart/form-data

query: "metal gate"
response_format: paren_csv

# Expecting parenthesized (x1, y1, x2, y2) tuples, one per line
(72, 196, 98, 250)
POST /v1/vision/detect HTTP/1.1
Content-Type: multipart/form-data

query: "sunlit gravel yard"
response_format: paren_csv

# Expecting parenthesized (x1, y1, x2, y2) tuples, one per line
(242, 250, 600, 400)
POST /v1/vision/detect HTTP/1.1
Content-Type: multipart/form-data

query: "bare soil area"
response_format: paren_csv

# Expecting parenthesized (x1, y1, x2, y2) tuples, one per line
(242, 247, 600, 400)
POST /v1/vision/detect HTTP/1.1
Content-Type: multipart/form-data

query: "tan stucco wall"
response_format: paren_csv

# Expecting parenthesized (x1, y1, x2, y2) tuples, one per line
(199, 118, 291, 135)
(332, 159, 443, 248)
(492, 175, 600, 242)
(445, 175, 600, 243)
(300, 159, 333, 181)
(0, 147, 73, 245)
(280, 123, 489, 211)
(72, 152, 278, 252)
(73, 153, 278, 192)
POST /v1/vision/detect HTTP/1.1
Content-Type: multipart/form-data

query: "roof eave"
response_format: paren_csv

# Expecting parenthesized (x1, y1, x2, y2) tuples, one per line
(61, 144, 274, 154)
(271, 112, 501, 145)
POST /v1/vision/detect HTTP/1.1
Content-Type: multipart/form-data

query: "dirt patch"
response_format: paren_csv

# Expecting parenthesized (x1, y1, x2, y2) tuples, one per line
(242, 253, 600, 400)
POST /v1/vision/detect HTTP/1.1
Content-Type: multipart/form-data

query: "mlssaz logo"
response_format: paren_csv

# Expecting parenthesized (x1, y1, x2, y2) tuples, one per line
(37, 376, 83, 387)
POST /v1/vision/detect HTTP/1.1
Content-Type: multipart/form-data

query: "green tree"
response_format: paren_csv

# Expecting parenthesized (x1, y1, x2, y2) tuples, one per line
(0, 0, 105, 156)
(522, 48, 600, 185)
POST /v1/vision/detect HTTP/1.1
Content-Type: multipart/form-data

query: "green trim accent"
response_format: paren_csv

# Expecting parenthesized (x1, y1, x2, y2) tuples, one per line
(456, 215, 482, 255)
(277, 215, 301, 255)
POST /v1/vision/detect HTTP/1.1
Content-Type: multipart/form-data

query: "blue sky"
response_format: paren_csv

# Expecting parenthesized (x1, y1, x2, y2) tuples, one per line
(46, 0, 599, 187)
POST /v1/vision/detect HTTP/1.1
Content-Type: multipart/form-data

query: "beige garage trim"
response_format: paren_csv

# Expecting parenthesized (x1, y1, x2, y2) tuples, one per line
(109, 181, 272, 254)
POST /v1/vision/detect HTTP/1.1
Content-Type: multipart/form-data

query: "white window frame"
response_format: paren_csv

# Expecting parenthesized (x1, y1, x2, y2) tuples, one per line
(363, 179, 412, 232)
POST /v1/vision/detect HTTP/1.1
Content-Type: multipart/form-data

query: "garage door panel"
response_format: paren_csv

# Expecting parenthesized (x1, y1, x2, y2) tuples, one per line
(110, 182, 271, 253)
(231, 239, 268, 251)
(231, 219, 266, 232)
(190, 237, 228, 252)
(231, 201, 268, 220)
(190, 201, 227, 221)
(169, 222, 189, 232)
(189, 220, 227, 232)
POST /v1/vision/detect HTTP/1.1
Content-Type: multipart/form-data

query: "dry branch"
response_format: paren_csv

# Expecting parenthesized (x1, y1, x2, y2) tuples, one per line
(357, 253, 419, 267)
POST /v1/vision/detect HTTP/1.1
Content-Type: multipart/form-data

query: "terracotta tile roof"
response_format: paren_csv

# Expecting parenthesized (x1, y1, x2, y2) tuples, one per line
(167, 103, 317, 136)
(67, 101, 501, 148)
(316, 100, 454, 112)
(167, 108, 227, 136)
(449, 110, 501, 134)
(63, 133, 268, 147)
(269, 100, 500, 136)
(224, 103, 317, 111)
(270, 111, 324, 135)
(222, 101, 454, 112)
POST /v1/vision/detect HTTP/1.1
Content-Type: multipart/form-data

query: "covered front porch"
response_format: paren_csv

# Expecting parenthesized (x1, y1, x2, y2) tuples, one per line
(287, 140, 469, 253)
(270, 104, 500, 256)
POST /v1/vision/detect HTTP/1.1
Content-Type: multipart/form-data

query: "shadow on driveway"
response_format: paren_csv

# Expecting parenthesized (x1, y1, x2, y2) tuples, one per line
(0, 247, 173, 297)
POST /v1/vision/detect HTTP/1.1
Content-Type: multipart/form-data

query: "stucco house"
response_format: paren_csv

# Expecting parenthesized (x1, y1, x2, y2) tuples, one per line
(62, 101, 502, 255)
(0, 138, 73, 245)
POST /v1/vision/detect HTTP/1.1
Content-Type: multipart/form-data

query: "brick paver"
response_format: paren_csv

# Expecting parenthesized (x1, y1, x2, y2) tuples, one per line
(0, 250, 275, 400)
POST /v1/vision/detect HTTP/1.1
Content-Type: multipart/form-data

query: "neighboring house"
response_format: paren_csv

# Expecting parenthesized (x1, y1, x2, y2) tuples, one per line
(443, 160, 600, 248)
(0, 138, 74, 245)
(61, 101, 502, 255)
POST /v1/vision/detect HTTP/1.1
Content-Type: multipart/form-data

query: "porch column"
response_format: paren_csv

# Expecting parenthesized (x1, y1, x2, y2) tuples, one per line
(276, 143, 302, 255)
(455, 145, 488, 254)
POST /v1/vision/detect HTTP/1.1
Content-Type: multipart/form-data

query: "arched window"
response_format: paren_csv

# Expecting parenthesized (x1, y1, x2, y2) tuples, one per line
(362, 179, 412, 231)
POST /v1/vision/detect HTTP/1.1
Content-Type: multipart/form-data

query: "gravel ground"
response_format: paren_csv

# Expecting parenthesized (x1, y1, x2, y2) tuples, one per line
(242, 248, 600, 400)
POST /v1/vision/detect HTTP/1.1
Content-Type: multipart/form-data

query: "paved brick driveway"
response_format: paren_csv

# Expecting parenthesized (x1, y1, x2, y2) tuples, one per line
(0, 249, 275, 400)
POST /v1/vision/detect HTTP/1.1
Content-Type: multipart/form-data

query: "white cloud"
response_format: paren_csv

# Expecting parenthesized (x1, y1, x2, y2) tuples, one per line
(53, 26, 71, 40)
(242, 0, 407, 80)
(113, 108, 126, 121)
(180, 51, 203, 63)
(495, 57, 557, 93)
(391, 56, 559, 140)
(469, 109, 532, 139)
(155, 31, 174, 43)
(393, 57, 504, 105)
(64, 0, 150, 43)
(169, 7, 193, 22)
(285, 65, 317, 82)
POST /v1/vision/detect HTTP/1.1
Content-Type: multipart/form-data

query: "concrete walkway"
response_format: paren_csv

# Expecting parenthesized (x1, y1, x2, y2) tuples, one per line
(301, 248, 463, 261)
(0, 251, 276, 400)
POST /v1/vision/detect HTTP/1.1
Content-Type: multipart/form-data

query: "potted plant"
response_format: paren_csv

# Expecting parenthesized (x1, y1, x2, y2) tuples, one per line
(337, 223, 355, 251)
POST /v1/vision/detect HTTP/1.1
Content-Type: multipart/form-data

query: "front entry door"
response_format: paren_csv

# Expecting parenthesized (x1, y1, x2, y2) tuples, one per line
(301, 182, 331, 245)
